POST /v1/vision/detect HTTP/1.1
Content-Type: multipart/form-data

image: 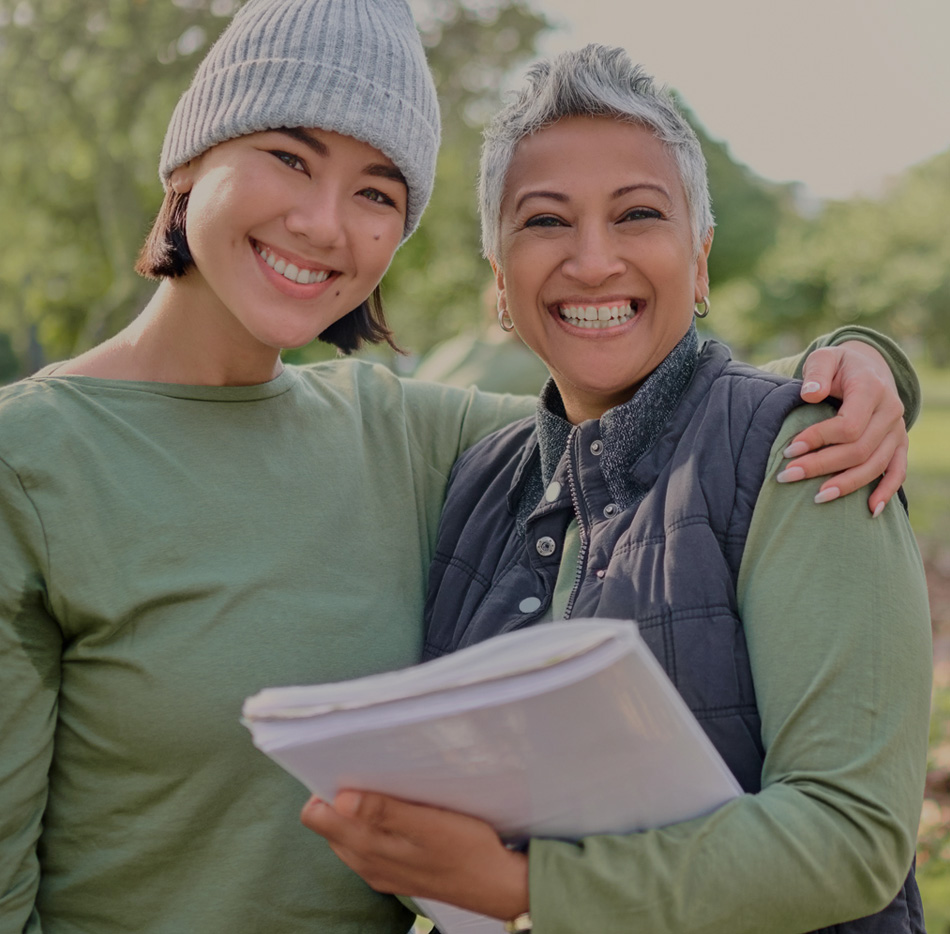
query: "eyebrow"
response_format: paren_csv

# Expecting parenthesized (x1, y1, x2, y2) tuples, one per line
(276, 127, 329, 157)
(274, 127, 407, 189)
(514, 182, 671, 213)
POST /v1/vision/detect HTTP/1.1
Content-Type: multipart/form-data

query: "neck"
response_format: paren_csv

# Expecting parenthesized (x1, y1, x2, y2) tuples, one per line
(57, 279, 285, 386)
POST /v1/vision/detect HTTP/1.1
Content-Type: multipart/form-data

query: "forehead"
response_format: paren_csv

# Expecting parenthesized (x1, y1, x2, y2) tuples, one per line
(503, 115, 685, 206)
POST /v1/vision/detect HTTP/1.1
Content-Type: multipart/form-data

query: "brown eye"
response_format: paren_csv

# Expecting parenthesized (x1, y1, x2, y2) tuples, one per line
(272, 151, 307, 173)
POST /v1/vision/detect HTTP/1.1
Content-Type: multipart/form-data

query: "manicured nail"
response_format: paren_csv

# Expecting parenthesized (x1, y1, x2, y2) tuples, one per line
(801, 381, 821, 395)
(814, 487, 840, 504)
(872, 502, 885, 519)
(783, 441, 809, 458)
(777, 466, 806, 484)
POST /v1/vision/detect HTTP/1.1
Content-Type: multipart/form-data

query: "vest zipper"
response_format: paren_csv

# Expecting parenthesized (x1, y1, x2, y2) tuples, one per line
(562, 429, 589, 620)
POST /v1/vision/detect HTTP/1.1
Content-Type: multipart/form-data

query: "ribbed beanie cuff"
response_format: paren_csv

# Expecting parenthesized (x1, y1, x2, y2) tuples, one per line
(160, 0, 440, 238)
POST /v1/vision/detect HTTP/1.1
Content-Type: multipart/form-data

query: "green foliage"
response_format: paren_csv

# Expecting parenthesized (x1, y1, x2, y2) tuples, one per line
(729, 150, 950, 365)
(0, 0, 549, 375)
(3, 0, 945, 378)
(375, 0, 549, 360)
(0, 0, 243, 373)
(677, 99, 789, 288)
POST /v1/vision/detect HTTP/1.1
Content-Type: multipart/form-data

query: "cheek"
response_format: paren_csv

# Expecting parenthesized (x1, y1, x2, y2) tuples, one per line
(364, 224, 402, 273)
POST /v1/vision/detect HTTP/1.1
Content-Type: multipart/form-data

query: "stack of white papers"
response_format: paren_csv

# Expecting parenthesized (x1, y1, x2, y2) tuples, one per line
(243, 619, 741, 934)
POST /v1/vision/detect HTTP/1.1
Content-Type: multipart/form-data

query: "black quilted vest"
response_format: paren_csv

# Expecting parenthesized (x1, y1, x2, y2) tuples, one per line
(424, 340, 924, 933)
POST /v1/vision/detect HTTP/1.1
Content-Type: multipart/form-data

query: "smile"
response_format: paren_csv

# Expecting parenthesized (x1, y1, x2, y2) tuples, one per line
(255, 243, 332, 285)
(557, 301, 639, 330)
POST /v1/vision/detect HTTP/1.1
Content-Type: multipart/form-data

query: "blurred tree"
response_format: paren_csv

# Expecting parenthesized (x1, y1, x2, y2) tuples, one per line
(10, 1, 925, 381)
(739, 149, 950, 366)
(677, 98, 789, 289)
(0, 0, 247, 374)
(370, 0, 550, 363)
(0, 0, 549, 376)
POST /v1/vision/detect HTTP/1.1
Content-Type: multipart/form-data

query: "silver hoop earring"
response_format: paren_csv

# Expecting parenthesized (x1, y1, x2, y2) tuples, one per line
(694, 296, 710, 319)
(498, 305, 515, 332)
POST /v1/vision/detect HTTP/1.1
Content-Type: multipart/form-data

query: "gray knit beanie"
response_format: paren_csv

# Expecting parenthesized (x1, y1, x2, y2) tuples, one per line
(159, 0, 440, 238)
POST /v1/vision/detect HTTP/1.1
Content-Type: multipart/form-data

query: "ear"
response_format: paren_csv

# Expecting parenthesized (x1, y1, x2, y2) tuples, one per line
(488, 256, 507, 313)
(168, 161, 196, 195)
(693, 229, 713, 303)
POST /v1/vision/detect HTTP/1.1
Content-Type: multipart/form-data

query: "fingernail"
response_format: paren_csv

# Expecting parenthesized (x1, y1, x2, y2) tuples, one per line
(783, 441, 809, 458)
(814, 487, 840, 504)
(872, 502, 885, 518)
(336, 791, 362, 816)
(776, 466, 806, 484)
(801, 381, 821, 395)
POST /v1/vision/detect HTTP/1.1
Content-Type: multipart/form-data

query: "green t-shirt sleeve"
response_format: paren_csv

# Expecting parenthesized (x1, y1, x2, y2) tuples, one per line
(399, 377, 535, 478)
(758, 326, 920, 428)
(526, 405, 931, 934)
(0, 457, 60, 930)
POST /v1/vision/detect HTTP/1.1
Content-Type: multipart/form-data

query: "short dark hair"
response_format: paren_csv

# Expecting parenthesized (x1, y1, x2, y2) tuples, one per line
(135, 189, 194, 280)
(134, 191, 402, 356)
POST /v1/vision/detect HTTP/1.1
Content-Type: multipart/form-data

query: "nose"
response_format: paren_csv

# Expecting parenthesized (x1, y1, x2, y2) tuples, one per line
(284, 186, 347, 248)
(561, 224, 625, 286)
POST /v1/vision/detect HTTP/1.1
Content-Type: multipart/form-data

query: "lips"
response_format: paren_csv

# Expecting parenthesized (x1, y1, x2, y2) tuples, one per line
(254, 242, 333, 285)
(557, 301, 639, 329)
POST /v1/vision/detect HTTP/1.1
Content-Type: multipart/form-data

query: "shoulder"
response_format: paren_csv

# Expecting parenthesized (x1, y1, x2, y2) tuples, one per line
(692, 345, 808, 453)
(443, 414, 539, 515)
(0, 374, 76, 437)
(295, 358, 483, 411)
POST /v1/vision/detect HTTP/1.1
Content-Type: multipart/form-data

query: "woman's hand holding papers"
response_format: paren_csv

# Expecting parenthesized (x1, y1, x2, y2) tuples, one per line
(301, 791, 529, 920)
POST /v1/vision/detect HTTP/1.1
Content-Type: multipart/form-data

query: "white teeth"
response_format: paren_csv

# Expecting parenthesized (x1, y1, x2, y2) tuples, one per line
(255, 245, 330, 285)
(559, 303, 637, 329)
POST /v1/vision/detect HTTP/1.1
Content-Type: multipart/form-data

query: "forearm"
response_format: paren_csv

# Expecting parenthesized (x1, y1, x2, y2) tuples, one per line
(527, 406, 931, 934)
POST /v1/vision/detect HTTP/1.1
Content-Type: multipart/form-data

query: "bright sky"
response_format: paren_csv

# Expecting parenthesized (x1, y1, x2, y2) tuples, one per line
(528, 0, 950, 200)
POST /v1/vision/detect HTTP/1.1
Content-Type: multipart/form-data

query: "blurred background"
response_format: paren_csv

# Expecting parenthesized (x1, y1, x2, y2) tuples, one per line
(1, 0, 948, 922)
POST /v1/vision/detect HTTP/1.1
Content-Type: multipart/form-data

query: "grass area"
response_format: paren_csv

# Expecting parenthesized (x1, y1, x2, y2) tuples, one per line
(911, 367, 950, 931)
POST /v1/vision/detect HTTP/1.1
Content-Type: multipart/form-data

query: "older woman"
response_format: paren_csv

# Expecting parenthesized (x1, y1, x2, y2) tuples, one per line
(302, 46, 931, 934)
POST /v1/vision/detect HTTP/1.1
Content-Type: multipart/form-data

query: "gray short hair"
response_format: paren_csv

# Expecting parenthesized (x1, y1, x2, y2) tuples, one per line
(479, 44, 714, 259)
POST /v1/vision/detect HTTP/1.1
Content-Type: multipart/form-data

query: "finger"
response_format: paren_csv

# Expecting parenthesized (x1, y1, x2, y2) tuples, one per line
(300, 796, 353, 843)
(783, 427, 896, 487)
(867, 443, 908, 517)
(798, 346, 839, 403)
(786, 397, 877, 457)
(336, 790, 426, 840)
(807, 438, 897, 503)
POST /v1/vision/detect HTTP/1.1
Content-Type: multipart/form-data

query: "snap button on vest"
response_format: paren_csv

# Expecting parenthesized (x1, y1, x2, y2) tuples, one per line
(535, 536, 556, 556)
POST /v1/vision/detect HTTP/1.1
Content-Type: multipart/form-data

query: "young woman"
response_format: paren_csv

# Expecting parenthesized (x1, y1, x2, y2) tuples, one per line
(0, 2, 918, 931)
(301, 46, 931, 934)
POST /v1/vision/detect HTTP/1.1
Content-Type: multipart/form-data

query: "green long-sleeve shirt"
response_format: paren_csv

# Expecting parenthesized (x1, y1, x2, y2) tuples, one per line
(527, 402, 932, 933)
(0, 360, 531, 934)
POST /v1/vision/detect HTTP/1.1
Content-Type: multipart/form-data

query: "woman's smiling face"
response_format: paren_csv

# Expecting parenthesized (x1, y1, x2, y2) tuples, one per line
(492, 115, 711, 424)
(169, 127, 407, 358)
